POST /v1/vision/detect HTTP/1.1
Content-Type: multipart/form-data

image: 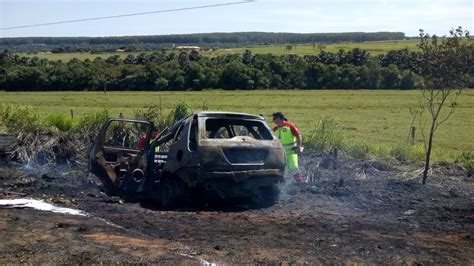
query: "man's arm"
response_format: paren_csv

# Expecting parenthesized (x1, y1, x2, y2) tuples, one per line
(296, 132, 303, 155)
(289, 122, 303, 155)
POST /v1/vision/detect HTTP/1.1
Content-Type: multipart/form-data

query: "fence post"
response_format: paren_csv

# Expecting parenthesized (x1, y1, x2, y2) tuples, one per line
(159, 95, 162, 116)
(70, 109, 74, 119)
(410, 126, 416, 145)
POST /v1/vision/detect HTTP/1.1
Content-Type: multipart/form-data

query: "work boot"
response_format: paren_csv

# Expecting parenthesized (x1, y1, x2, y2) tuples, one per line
(293, 172, 304, 183)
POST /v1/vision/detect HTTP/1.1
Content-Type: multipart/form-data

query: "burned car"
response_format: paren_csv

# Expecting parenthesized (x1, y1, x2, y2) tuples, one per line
(89, 111, 286, 208)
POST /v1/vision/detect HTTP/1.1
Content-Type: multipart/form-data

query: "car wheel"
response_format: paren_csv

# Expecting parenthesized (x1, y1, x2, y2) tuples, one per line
(160, 176, 186, 209)
(251, 184, 280, 208)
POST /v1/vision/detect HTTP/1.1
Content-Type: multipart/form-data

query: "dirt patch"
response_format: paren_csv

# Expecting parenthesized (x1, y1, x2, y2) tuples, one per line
(0, 153, 473, 264)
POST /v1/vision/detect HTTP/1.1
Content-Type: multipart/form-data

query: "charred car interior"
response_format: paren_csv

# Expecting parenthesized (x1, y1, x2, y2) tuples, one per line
(89, 112, 286, 208)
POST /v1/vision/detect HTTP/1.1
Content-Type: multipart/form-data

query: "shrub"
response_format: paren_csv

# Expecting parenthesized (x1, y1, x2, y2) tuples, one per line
(390, 143, 410, 161)
(388, 143, 424, 162)
(74, 109, 109, 134)
(455, 151, 474, 177)
(155, 77, 169, 89)
(133, 105, 174, 130)
(172, 101, 191, 122)
(408, 144, 426, 161)
(46, 113, 75, 132)
(305, 115, 344, 153)
(0, 104, 45, 133)
(133, 105, 161, 124)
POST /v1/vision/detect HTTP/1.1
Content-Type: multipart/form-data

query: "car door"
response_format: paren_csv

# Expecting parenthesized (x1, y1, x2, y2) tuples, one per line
(89, 118, 153, 194)
(163, 117, 193, 174)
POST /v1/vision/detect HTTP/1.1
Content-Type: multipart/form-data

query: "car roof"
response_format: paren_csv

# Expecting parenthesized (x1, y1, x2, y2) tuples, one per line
(193, 111, 265, 120)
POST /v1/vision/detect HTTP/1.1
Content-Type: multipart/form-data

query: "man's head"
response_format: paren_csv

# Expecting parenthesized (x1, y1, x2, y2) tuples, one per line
(272, 112, 286, 127)
(151, 127, 159, 139)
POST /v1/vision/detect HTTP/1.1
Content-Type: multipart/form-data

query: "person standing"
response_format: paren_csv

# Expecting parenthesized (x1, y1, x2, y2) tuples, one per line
(138, 127, 160, 152)
(272, 112, 304, 182)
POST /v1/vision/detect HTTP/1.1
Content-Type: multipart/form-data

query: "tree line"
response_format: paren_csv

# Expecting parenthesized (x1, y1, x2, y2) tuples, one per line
(1, 47, 472, 91)
(0, 32, 405, 53)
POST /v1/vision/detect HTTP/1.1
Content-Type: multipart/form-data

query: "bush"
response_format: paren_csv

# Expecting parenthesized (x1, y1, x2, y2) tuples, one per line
(389, 142, 425, 162)
(133, 105, 174, 130)
(172, 101, 191, 122)
(305, 115, 344, 153)
(74, 109, 109, 134)
(389, 143, 410, 161)
(0, 104, 45, 133)
(46, 113, 75, 132)
(455, 151, 474, 177)
(408, 144, 426, 161)
(155, 77, 169, 89)
(133, 105, 161, 124)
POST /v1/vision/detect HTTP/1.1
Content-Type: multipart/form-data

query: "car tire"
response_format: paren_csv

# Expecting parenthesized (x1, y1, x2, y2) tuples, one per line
(251, 184, 280, 208)
(160, 176, 187, 209)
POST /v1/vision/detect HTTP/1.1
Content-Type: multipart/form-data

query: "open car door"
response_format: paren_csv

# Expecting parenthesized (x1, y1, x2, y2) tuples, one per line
(89, 118, 153, 195)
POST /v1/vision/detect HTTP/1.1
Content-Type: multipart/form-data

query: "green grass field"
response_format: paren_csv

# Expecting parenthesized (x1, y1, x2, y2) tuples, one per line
(206, 39, 421, 57)
(1, 90, 473, 161)
(20, 39, 422, 61)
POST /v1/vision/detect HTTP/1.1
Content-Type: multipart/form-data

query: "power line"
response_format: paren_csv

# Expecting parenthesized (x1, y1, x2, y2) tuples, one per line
(0, 0, 255, 30)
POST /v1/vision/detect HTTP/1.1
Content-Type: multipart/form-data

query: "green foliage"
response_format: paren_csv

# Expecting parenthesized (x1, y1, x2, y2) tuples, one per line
(172, 101, 191, 122)
(1, 90, 472, 162)
(46, 113, 74, 132)
(5, 42, 467, 91)
(155, 77, 169, 89)
(0, 104, 45, 133)
(1, 32, 406, 54)
(389, 142, 425, 161)
(0, 104, 110, 136)
(455, 151, 474, 176)
(407, 144, 426, 161)
(133, 105, 161, 124)
(133, 101, 192, 131)
(305, 115, 344, 152)
(417, 27, 472, 89)
(416, 27, 472, 183)
(201, 101, 210, 111)
(133, 105, 174, 130)
(304, 116, 425, 161)
(399, 70, 422, 90)
(345, 141, 371, 159)
(389, 142, 411, 161)
(74, 109, 109, 134)
(157, 111, 176, 131)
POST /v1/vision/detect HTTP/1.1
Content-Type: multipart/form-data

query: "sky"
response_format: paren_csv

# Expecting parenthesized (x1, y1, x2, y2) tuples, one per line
(0, 0, 472, 38)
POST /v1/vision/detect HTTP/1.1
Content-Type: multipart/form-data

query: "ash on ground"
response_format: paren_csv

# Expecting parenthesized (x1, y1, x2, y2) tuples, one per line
(0, 151, 473, 264)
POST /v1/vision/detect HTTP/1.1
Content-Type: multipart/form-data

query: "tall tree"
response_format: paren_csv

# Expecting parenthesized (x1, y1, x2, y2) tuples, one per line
(242, 49, 252, 65)
(416, 27, 472, 184)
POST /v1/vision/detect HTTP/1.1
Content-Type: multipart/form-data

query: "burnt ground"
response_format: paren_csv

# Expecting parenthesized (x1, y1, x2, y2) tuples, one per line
(0, 153, 473, 264)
